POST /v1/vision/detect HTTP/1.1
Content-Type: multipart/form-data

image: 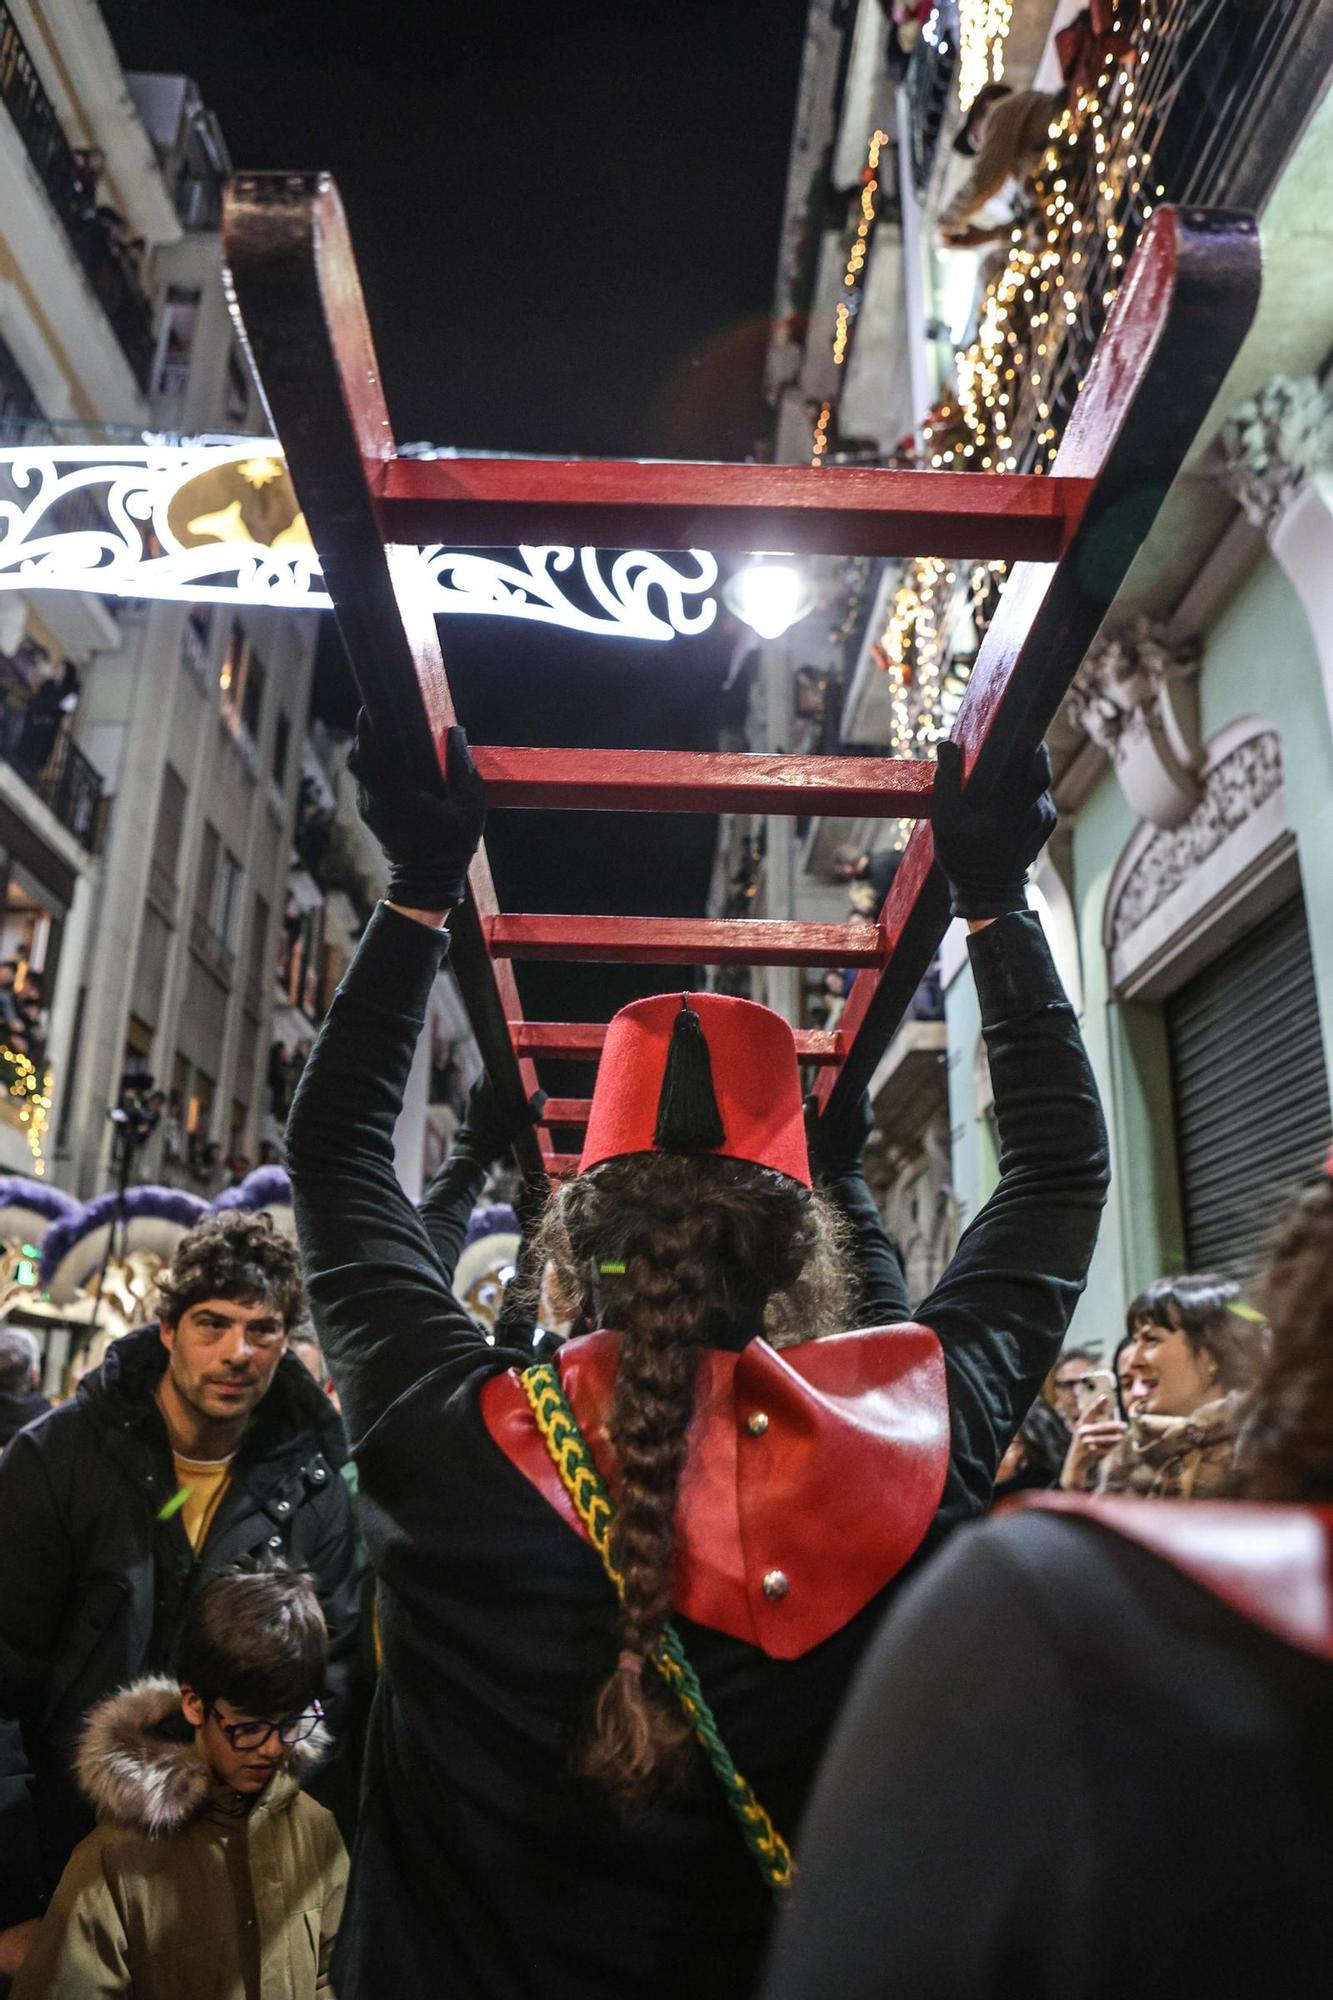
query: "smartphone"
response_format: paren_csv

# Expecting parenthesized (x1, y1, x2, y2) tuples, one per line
(1074, 1368, 1118, 1416)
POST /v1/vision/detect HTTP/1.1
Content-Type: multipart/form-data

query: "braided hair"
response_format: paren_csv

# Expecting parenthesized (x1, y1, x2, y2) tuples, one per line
(532, 1152, 848, 1802)
(1240, 1175, 1333, 1501)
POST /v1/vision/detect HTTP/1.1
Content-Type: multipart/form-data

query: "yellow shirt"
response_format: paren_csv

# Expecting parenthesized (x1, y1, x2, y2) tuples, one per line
(172, 1452, 235, 1552)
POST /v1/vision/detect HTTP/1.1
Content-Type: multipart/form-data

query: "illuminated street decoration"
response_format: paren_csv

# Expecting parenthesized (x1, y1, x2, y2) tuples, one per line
(0, 441, 719, 642)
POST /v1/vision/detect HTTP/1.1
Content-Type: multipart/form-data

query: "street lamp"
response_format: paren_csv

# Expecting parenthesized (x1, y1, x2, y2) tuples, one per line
(722, 556, 816, 641)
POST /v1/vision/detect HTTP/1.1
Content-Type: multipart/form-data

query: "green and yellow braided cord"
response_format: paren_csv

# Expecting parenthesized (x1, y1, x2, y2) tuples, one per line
(521, 1361, 794, 1899)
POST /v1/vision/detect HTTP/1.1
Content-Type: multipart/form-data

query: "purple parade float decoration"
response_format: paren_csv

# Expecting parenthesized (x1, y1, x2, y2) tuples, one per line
(210, 1163, 295, 1237)
(40, 1185, 208, 1305)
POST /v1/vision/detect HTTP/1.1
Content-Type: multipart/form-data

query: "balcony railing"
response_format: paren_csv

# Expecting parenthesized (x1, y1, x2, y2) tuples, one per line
(904, 0, 958, 198)
(0, 3, 155, 389)
(873, 0, 1315, 760)
(0, 651, 105, 852)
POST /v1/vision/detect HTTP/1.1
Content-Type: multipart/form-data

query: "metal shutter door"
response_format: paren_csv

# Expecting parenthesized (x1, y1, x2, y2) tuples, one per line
(1167, 896, 1332, 1277)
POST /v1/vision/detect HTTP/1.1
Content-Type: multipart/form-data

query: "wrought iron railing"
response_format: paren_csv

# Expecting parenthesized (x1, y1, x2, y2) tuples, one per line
(0, 651, 105, 851)
(874, 0, 1315, 761)
(905, 0, 958, 197)
(0, 3, 155, 389)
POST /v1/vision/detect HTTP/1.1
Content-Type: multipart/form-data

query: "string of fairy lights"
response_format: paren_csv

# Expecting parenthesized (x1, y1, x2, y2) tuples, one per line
(2, 1045, 53, 1177)
(866, 1, 1162, 784)
(811, 127, 890, 465)
(957, 0, 1013, 112)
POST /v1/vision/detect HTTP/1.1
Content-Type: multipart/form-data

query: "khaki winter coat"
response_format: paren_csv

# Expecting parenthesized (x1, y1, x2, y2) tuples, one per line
(1095, 1392, 1243, 1500)
(12, 1678, 347, 2000)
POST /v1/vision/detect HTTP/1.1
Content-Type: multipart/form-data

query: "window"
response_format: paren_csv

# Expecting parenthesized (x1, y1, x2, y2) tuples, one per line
(151, 286, 201, 399)
(246, 892, 270, 1011)
(272, 709, 291, 790)
(220, 620, 265, 756)
(240, 648, 265, 746)
(194, 822, 220, 918)
(152, 765, 186, 879)
(225, 348, 250, 426)
(182, 604, 212, 681)
(214, 849, 243, 948)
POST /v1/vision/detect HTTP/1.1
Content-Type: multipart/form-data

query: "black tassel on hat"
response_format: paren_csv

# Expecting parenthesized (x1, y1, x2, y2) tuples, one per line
(653, 994, 726, 1151)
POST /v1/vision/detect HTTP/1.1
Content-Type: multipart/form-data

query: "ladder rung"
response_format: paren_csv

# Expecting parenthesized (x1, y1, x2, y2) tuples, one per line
(510, 1021, 846, 1065)
(538, 1097, 592, 1126)
(487, 916, 884, 968)
(472, 747, 933, 817)
(377, 460, 1090, 561)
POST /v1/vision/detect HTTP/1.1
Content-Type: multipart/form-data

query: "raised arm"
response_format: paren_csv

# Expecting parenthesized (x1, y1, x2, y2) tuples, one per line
(285, 722, 503, 1446)
(805, 1092, 911, 1326)
(416, 1073, 540, 1288)
(914, 741, 1109, 1516)
(918, 911, 1108, 1509)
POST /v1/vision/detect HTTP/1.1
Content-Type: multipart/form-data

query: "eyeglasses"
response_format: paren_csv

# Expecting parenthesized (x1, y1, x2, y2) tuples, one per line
(206, 1700, 323, 1752)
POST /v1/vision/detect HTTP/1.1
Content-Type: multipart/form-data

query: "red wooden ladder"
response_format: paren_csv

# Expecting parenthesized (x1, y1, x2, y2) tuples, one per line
(222, 177, 1259, 1180)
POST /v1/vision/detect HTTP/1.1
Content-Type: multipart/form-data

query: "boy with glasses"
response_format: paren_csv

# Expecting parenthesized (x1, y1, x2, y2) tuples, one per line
(13, 1566, 346, 1999)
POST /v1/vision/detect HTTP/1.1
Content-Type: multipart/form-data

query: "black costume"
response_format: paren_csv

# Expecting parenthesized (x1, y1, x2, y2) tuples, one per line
(0, 1325, 358, 1918)
(285, 900, 1106, 1999)
(763, 1498, 1333, 1998)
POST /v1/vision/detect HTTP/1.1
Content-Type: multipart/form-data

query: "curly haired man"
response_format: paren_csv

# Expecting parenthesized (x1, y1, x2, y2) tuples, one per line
(0, 1211, 358, 1955)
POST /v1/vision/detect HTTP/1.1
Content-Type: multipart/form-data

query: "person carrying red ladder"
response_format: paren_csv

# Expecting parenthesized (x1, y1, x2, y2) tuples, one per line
(282, 721, 1109, 1999)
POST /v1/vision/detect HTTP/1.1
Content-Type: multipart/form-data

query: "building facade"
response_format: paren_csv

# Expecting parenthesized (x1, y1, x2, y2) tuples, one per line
(742, 0, 1333, 1335)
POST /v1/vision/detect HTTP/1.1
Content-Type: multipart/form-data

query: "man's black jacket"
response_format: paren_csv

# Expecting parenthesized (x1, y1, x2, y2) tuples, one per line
(0, 1387, 49, 1449)
(0, 1322, 358, 1915)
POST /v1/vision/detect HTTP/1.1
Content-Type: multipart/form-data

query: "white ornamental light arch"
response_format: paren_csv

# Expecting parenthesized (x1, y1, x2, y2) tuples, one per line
(0, 440, 719, 644)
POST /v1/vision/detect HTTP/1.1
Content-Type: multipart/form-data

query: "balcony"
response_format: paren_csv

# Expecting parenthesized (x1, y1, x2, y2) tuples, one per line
(0, 3, 155, 389)
(0, 650, 105, 852)
(864, 0, 1320, 760)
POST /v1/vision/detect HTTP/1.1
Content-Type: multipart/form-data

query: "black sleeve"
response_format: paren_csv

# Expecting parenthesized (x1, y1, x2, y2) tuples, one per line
(915, 911, 1109, 1515)
(0, 1429, 72, 1710)
(284, 904, 513, 1450)
(415, 1144, 490, 1289)
(303, 1474, 361, 1732)
(761, 1521, 1082, 2000)
(822, 1171, 911, 1326)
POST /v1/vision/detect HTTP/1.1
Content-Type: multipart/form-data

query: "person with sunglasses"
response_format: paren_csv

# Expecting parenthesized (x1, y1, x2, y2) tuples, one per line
(11, 1566, 347, 2000)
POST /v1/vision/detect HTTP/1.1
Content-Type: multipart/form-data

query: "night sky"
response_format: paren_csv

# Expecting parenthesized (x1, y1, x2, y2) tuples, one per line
(103, 1, 810, 1055)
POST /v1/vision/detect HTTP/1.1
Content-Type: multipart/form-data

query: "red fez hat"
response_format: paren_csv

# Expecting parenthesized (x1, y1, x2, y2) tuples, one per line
(579, 990, 810, 1186)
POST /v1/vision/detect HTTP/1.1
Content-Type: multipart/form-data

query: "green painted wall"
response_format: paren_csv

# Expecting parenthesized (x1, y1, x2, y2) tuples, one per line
(943, 549, 1333, 1359)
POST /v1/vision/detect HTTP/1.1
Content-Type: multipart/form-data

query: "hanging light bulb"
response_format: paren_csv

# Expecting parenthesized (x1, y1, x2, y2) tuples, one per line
(722, 556, 816, 641)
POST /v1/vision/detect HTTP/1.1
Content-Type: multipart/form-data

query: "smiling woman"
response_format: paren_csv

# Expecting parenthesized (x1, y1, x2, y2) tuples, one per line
(1081, 1275, 1271, 1500)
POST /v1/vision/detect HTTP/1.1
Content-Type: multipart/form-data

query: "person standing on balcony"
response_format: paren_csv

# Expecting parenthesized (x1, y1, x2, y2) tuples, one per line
(15, 662, 78, 787)
(282, 721, 1107, 1999)
(939, 83, 1066, 247)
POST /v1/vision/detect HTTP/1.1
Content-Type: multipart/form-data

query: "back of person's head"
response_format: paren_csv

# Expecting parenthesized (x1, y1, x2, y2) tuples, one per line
(1125, 1273, 1265, 1393)
(0, 1325, 40, 1396)
(954, 81, 1012, 152)
(155, 1208, 304, 1332)
(1240, 1171, 1333, 1501)
(532, 1152, 848, 1802)
(178, 1564, 327, 1717)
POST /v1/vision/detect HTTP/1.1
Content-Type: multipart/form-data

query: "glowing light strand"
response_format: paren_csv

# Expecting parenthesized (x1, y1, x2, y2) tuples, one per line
(2, 1047, 52, 1178)
(957, 0, 1014, 112)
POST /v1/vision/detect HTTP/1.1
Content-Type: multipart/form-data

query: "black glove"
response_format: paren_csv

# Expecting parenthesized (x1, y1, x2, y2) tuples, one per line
(348, 711, 486, 909)
(804, 1088, 874, 1183)
(456, 1073, 545, 1165)
(931, 738, 1056, 920)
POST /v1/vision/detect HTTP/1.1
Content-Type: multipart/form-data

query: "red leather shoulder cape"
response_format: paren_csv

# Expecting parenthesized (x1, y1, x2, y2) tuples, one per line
(480, 1325, 950, 1660)
(1021, 1493, 1333, 1664)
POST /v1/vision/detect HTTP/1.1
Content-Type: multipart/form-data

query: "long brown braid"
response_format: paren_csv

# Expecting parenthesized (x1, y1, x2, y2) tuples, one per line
(1239, 1175, 1333, 1501)
(530, 1152, 849, 1802)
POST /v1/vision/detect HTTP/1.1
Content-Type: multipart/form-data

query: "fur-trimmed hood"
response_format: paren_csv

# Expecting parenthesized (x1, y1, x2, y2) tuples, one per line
(76, 1676, 330, 1837)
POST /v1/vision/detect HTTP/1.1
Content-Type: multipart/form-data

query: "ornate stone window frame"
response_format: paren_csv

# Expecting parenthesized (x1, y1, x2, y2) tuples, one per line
(1103, 717, 1297, 1001)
